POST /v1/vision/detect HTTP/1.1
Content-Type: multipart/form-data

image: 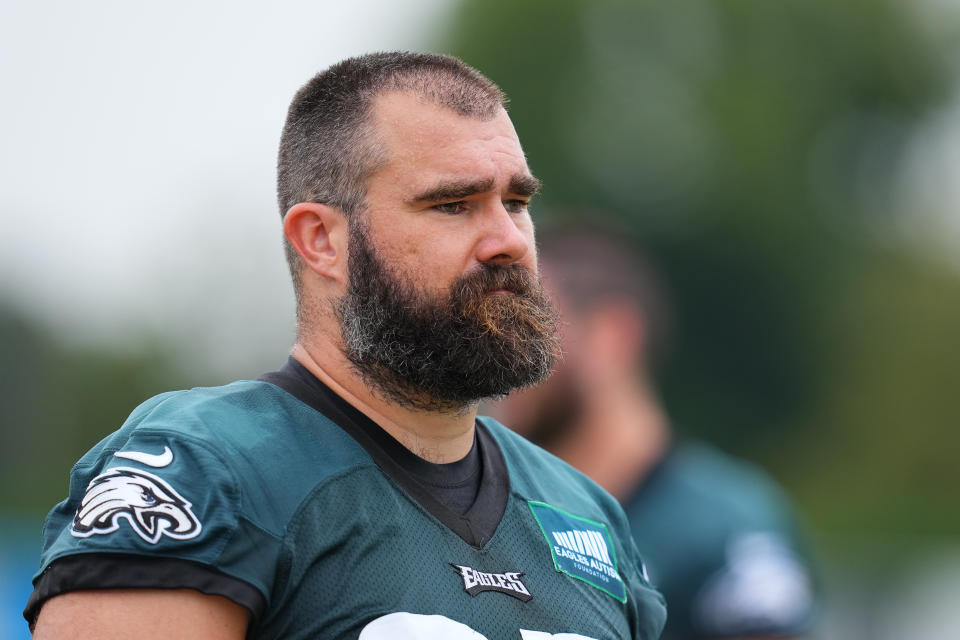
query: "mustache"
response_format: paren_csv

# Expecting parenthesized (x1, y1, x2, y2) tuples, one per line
(451, 263, 538, 299)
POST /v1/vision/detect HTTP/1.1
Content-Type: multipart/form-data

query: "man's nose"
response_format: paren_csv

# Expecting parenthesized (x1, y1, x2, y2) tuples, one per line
(474, 202, 531, 266)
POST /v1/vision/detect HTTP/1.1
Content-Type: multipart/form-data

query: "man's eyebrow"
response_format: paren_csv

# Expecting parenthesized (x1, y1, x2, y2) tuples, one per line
(406, 173, 542, 205)
(509, 173, 542, 198)
(407, 178, 496, 205)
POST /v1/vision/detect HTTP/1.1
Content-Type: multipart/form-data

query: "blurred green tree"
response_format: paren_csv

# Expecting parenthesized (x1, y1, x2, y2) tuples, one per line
(0, 304, 205, 518)
(442, 0, 960, 538)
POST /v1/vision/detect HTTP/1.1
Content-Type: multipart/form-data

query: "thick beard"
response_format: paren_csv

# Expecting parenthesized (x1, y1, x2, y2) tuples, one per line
(337, 222, 560, 413)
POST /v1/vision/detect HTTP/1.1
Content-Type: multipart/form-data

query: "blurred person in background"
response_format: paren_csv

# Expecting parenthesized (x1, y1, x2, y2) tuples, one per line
(492, 227, 818, 640)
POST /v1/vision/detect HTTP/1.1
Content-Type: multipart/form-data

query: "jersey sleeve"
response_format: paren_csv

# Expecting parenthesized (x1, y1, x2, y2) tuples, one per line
(25, 399, 276, 626)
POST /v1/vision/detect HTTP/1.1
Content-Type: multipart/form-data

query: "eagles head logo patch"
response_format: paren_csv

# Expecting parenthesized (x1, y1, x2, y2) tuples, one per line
(71, 466, 202, 544)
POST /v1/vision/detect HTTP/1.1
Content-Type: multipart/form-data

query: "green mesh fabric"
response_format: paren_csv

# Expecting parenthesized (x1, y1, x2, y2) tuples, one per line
(35, 382, 666, 639)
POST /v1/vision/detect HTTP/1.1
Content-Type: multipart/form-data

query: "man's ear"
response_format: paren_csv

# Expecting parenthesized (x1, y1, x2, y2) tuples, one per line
(283, 202, 349, 283)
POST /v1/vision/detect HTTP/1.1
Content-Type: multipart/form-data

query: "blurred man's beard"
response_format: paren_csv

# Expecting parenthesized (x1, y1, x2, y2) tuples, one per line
(338, 222, 560, 413)
(504, 365, 583, 451)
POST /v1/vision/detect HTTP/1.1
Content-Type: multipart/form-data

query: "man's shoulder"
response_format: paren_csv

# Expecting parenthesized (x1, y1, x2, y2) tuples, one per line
(480, 417, 625, 520)
(37, 378, 375, 574)
(112, 378, 356, 452)
(75, 378, 374, 524)
(632, 440, 797, 531)
(481, 417, 588, 480)
(122, 378, 303, 430)
(630, 441, 818, 638)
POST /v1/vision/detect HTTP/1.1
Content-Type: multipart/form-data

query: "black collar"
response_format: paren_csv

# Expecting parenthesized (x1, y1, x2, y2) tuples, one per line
(258, 357, 509, 548)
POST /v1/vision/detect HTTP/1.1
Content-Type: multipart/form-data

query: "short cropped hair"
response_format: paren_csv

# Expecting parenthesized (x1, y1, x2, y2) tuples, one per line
(277, 51, 507, 304)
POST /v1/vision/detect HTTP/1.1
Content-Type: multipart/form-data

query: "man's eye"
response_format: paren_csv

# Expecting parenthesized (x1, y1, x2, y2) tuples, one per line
(504, 199, 530, 214)
(434, 201, 466, 215)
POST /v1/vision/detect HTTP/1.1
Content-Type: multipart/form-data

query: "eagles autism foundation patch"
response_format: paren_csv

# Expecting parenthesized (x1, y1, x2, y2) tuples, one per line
(528, 501, 626, 603)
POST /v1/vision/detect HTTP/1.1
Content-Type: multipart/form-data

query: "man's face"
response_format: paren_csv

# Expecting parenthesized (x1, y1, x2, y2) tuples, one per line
(359, 91, 540, 296)
(336, 92, 559, 412)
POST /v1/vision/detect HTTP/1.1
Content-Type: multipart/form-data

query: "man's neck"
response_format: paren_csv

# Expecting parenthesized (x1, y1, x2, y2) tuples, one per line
(290, 342, 478, 464)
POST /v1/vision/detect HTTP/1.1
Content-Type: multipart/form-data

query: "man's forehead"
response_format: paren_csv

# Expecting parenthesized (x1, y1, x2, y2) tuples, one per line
(370, 90, 517, 148)
(367, 91, 531, 193)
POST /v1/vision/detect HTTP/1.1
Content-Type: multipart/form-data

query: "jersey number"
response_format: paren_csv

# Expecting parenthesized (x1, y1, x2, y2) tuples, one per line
(359, 612, 597, 639)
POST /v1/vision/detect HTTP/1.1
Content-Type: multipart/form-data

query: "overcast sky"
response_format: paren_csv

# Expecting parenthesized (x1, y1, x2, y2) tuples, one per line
(0, 0, 453, 375)
(2, 0, 959, 377)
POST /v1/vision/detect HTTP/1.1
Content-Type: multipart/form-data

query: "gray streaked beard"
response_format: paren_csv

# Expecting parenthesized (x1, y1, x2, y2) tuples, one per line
(338, 222, 560, 413)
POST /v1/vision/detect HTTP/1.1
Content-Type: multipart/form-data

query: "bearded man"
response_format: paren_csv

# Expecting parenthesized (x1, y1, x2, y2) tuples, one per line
(25, 52, 666, 640)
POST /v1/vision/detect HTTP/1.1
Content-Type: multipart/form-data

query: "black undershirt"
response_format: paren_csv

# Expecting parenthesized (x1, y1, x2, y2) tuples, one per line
(278, 357, 484, 516)
(384, 428, 482, 516)
(257, 357, 508, 548)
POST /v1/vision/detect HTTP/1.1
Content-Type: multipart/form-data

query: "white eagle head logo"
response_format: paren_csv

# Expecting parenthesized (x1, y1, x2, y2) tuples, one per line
(72, 466, 202, 544)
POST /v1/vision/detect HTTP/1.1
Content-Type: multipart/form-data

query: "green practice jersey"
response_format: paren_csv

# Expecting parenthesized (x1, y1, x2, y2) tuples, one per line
(623, 442, 816, 639)
(27, 360, 666, 640)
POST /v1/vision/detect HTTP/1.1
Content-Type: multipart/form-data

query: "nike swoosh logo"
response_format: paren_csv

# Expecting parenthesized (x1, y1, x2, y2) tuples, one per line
(114, 446, 174, 468)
